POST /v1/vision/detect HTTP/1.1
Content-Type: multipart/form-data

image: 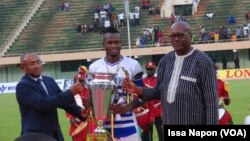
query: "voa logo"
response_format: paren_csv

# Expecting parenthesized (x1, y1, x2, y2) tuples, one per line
(0, 85, 7, 93)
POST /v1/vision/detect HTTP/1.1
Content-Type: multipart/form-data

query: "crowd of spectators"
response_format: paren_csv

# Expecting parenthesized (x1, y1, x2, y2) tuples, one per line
(67, 0, 250, 46)
(135, 25, 163, 48)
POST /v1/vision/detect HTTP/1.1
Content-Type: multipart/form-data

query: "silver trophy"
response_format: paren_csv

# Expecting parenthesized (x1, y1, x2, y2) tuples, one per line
(87, 72, 117, 135)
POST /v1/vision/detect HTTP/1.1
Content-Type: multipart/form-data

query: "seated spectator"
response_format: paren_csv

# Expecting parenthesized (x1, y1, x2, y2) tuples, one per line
(219, 26, 227, 40)
(155, 7, 160, 15)
(245, 12, 249, 22)
(64, 1, 70, 11)
(95, 5, 100, 13)
(228, 15, 236, 25)
(214, 32, 219, 42)
(60, 2, 65, 11)
(210, 30, 216, 40)
(148, 6, 155, 15)
(76, 25, 81, 35)
(147, 0, 151, 9)
(206, 12, 214, 20)
(142, 0, 148, 9)
(235, 26, 242, 38)
(199, 25, 206, 40)
(83, 24, 88, 34)
(140, 36, 147, 48)
(243, 25, 249, 38)
(135, 37, 141, 48)
(181, 15, 186, 21)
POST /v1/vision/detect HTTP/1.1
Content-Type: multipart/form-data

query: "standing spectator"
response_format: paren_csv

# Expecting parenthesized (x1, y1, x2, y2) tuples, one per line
(100, 9, 107, 28)
(134, 11, 140, 26)
(215, 65, 233, 125)
(122, 21, 219, 125)
(140, 61, 163, 141)
(130, 11, 135, 27)
(222, 57, 228, 70)
(76, 25, 82, 35)
(234, 55, 240, 69)
(16, 52, 86, 141)
(111, 12, 119, 28)
(92, 19, 99, 33)
(228, 15, 236, 25)
(169, 13, 175, 26)
(65, 70, 96, 141)
(216, 66, 231, 107)
(60, 2, 65, 11)
(157, 29, 164, 46)
(94, 12, 99, 21)
(89, 27, 144, 141)
(199, 25, 206, 41)
(118, 12, 126, 28)
(153, 26, 159, 44)
(104, 18, 111, 29)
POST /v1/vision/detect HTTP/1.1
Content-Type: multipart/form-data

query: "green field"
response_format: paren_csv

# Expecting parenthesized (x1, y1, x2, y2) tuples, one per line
(0, 80, 249, 141)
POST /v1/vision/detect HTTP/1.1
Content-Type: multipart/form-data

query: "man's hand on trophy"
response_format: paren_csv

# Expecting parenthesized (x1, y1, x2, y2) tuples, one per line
(81, 108, 91, 118)
(122, 77, 136, 93)
(82, 98, 91, 110)
(122, 77, 142, 96)
(70, 118, 80, 125)
(111, 103, 131, 114)
(70, 82, 84, 95)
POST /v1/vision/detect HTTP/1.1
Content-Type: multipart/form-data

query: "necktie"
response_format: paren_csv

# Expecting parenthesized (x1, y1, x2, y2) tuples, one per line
(37, 79, 49, 96)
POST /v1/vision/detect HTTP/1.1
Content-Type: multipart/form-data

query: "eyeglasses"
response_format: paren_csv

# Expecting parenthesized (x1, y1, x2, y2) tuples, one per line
(23, 60, 43, 67)
(146, 68, 155, 71)
(169, 33, 188, 40)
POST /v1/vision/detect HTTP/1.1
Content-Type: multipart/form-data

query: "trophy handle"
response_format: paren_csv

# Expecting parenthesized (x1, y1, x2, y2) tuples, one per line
(118, 67, 132, 103)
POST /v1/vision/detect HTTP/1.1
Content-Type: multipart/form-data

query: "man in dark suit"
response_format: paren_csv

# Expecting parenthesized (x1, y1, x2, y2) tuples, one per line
(16, 52, 86, 141)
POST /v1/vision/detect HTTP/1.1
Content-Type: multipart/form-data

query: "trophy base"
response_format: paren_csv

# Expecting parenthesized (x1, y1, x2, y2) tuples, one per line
(87, 133, 109, 141)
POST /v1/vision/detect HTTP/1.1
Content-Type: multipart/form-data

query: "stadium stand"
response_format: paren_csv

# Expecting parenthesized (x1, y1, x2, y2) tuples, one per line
(0, 0, 250, 61)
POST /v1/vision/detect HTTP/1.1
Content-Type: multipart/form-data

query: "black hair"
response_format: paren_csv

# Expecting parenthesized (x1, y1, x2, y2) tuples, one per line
(101, 27, 120, 43)
(101, 27, 119, 34)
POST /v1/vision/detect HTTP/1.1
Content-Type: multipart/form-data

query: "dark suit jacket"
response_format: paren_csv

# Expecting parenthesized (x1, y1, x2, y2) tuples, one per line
(16, 75, 84, 141)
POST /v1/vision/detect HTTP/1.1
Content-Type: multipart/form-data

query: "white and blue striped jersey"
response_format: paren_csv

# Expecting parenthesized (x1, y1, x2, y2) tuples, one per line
(89, 56, 143, 138)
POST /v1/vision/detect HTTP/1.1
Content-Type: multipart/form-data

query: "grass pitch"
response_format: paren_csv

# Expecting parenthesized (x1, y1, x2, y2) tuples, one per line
(0, 79, 249, 141)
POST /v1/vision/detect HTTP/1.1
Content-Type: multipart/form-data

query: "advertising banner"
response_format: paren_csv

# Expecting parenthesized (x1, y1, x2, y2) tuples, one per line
(0, 79, 68, 94)
(218, 68, 250, 80)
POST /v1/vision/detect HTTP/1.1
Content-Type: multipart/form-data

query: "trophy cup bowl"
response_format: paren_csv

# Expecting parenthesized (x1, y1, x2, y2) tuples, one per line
(87, 72, 117, 135)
